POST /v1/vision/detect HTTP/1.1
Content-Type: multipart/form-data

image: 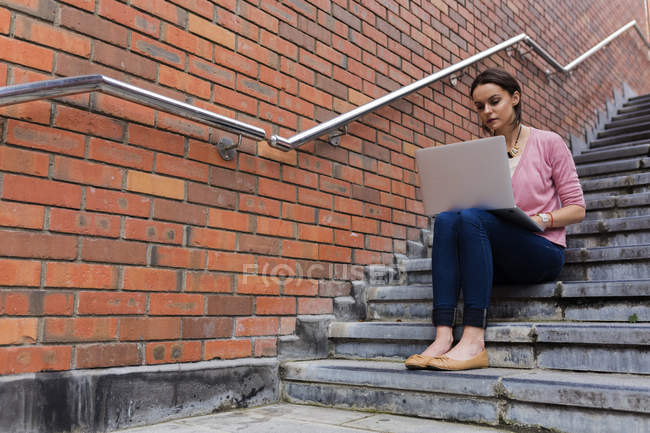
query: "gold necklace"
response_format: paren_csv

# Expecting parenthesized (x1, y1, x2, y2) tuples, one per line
(508, 125, 522, 158)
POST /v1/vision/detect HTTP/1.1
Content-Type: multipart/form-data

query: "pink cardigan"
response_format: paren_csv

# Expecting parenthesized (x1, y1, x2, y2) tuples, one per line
(512, 128, 586, 247)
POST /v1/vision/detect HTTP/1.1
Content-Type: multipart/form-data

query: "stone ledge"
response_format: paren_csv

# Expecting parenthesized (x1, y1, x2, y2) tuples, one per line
(0, 358, 279, 433)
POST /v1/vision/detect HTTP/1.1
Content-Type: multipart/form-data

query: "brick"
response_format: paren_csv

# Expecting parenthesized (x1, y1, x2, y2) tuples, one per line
(0, 230, 76, 260)
(258, 177, 296, 202)
(239, 195, 282, 218)
(188, 13, 235, 48)
(53, 156, 123, 189)
(257, 216, 294, 238)
(55, 105, 124, 141)
(319, 280, 351, 297)
(81, 238, 147, 265)
(60, 5, 127, 46)
(46, 262, 119, 289)
(43, 317, 118, 342)
(261, 1, 297, 25)
(123, 267, 178, 291)
(204, 339, 251, 360)
(351, 216, 379, 234)
(151, 245, 205, 269)
(124, 218, 183, 245)
(92, 40, 156, 79)
(236, 274, 281, 295)
(6, 119, 85, 157)
(187, 227, 236, 250)
(320, 176, 350, 196)
(282, 239, 319, 260)
(208, 209, 250, 232)
(94, 93, 156, 126)
(50, 209, 121, 238)
(99, 0, 159, 37)
(120, 317, 181, 340)
(86, 187, 150, 217)
(334, 196, 364, 216)
(257, 257, 298, 278)
(158, 113, 209, 141)
(207, 251, 256, 273)
(0, 35, 53, 71)
(239, 1, 278, 32)
(298, 297, 333, 314)
(206, 295, 253, 315)
(0, 7, 9, 34)
(128, 124, 185, 156)
(89, 137, 154, 171)
(126, 170, 185, 200)
(185, 271, 232, 293)
(256, 296, 296, 315)
(237, 75, 277, 104)
(15, 14, 91, 57)
(159, 65, 211, 99)
(188, 183, 237, 209)
(235, 317, 277, 336)
(334, 229, 364, 248)
(282, 203, 316, 223)
(0, 97, 51, 125)
(182, 317, 232, 338)
(319, 244, 351, 262)
(3, 291, 30, 315)
(298, 188, 332, 209)
(213, 44, 257, 78)
(298, 224, 333, 243)
(239, 153, 282, 178)
(254, 337, 277, 357)
(150, 293, 203, 315)
(283, 278, 318, 296)
(156, 153, 209, 183)
(132, 0, 187, 26)
(77, 291, 146, 315)
(146, 341, 202, 364)
(0, 259, 41, 289)
(238, 37, 279, 68)
(189, 55, 235, 86)
(0, 201, 44, 230)
(319, 210, 351, 229)
(0, 345, 72, 375)
(280, 317, 296, 335)
(0, 318, 38, 344)
(76, 343, 141, 368)
(153, 199, 206, 226)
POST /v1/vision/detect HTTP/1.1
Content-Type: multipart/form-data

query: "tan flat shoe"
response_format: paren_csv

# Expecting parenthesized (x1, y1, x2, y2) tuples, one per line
(404, 354, 438, 369)
(425, 349, 489, 371)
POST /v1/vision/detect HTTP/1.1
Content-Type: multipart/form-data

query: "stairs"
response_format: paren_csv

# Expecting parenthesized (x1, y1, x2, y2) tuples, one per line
(280, 93, 650, 432)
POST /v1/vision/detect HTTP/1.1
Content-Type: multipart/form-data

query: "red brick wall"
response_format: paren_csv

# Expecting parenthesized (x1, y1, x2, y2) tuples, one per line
(0, 0, 648, 375)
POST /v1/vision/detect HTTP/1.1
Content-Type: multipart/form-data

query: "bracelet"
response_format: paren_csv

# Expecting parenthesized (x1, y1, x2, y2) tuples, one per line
(549, 212, 554, 228)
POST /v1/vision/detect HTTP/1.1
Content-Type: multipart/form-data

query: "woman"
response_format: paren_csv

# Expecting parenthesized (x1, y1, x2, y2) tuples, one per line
(406, 69, 586, 371)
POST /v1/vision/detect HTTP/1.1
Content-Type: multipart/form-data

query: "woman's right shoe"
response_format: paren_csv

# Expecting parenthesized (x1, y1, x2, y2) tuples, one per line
(404, 354, 438, 369)
(425, 348, 489, 371)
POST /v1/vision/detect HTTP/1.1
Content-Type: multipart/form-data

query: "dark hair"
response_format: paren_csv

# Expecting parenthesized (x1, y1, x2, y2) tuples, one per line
(470, 69, 522, 128)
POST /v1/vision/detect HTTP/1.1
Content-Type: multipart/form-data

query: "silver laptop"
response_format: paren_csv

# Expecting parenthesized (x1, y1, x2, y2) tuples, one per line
(415, 136, 543, 232)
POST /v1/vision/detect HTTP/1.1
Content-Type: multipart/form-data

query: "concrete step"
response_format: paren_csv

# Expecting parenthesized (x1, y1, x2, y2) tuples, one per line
(573, 142, 649, 164)
(328, 321, 650, 373)
(566, 215, 650, 247)
(611, 107, 650, 122)
(282, 359, 650, 433)
(618, 101, 650, 114)
(576, 156, 649, 178)
(597, 121, 650, 139)
(403, 244, 650, 284)
(581, 172, 650, 198)
(366, 280, 650, 322)
(607, 114, 650, 130)
(584, 191, 649, 220)
(560, 244, 650, 280)
(589, 130, 650, 148)
(625, 93, 650, 103)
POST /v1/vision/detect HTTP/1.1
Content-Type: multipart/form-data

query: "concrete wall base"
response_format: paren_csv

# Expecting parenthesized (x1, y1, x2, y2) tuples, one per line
(0, 358, 279, 433)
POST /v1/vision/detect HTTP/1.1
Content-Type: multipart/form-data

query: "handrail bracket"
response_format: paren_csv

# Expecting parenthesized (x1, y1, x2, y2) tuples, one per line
(328, 125, 348, 146)
(216, 135, 242, 161)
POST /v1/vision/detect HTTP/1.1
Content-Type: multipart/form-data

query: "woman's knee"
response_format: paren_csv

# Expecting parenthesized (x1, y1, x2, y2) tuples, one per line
(434, 210, 460, 230)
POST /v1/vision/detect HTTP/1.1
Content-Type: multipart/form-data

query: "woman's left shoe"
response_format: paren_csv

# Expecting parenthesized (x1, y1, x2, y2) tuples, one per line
(425, 349, 489, 371)
(404, 354, 438, 369)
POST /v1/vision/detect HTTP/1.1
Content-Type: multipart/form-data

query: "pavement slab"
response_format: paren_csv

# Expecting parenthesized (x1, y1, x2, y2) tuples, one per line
(115, 403, 514, 433)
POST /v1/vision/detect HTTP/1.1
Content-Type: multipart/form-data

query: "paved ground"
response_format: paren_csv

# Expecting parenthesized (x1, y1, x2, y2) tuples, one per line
(115, 403, 513, 433)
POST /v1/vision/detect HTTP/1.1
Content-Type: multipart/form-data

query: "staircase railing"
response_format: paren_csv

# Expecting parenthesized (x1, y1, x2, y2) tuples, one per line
(268, 20, 649, 152)
(0, 21, 647, 160)
(0, 74, 266, 161)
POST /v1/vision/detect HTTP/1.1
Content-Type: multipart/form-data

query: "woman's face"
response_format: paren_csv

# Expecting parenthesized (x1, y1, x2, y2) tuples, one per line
(471, 83, 520, 133)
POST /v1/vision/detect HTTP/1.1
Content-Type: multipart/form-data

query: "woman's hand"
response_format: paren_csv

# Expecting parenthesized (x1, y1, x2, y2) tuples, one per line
(532, 205, 586, 231)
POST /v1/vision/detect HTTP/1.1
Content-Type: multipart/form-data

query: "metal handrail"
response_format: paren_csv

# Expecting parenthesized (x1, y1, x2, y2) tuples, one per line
(0, 74, 266, 160)
(269, 20, 650, 152)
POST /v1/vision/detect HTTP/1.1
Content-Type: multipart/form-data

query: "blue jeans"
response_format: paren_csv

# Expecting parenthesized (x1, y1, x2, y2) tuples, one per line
(431, 208, 564, 328)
